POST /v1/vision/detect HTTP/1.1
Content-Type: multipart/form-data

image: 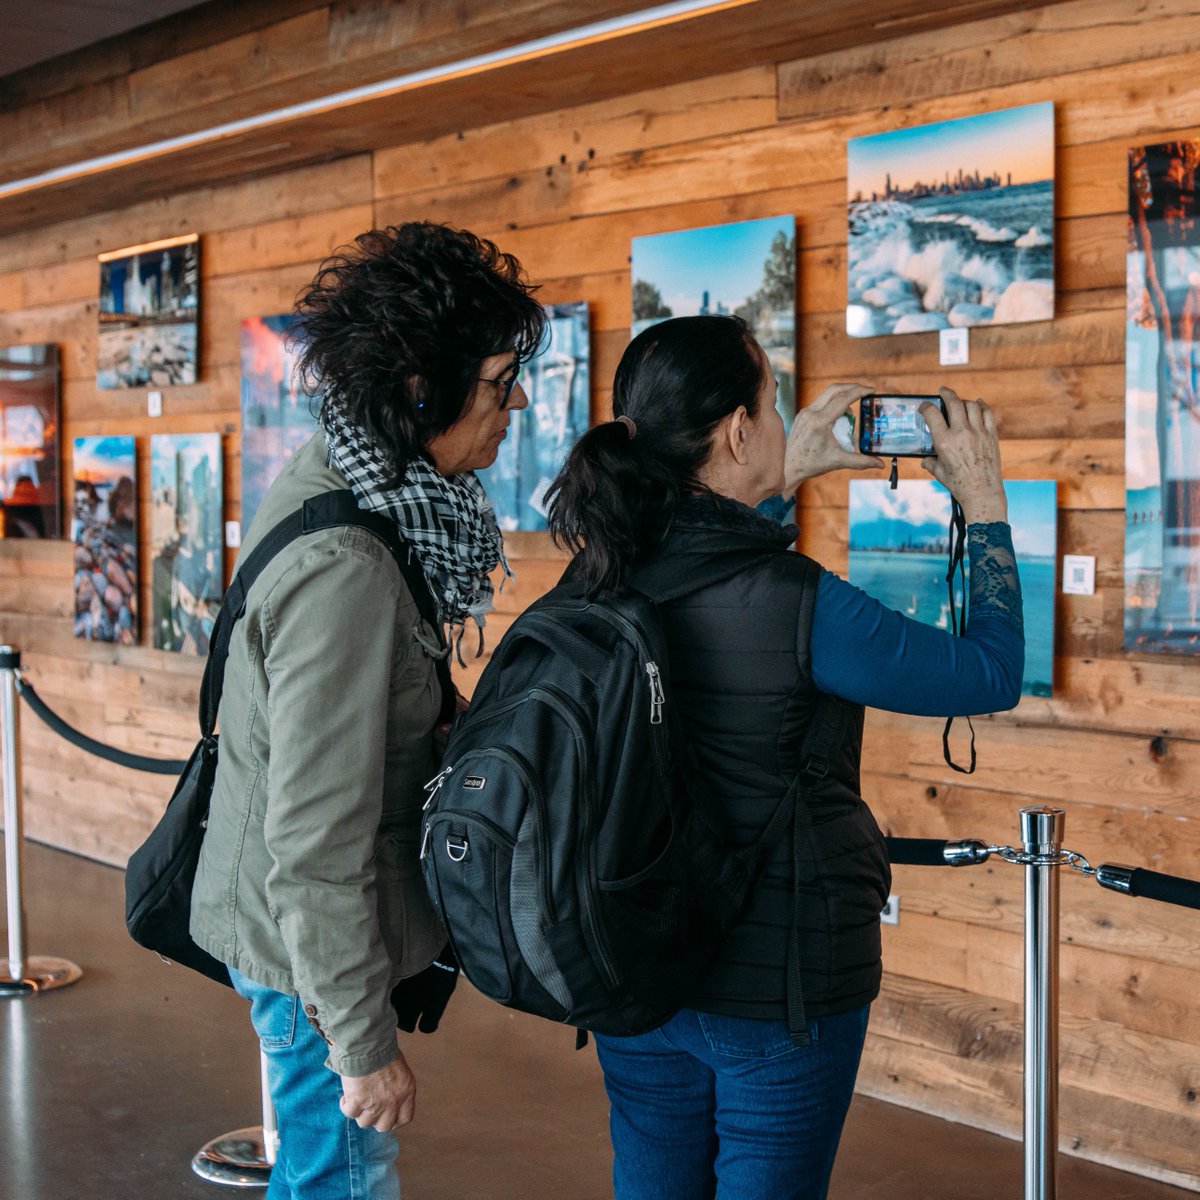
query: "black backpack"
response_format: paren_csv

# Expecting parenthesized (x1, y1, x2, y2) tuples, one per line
(420, 555, 813, 1041)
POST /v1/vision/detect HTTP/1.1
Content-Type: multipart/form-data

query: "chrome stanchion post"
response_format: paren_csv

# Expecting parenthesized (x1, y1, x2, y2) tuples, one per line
(0, 645, 82, 996)
(1021, 805, 1063, 1200)
(191, 1049, 274, 1187)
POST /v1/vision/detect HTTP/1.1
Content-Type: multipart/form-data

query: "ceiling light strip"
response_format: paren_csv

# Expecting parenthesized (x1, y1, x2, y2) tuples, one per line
(0, 0, 753, 201)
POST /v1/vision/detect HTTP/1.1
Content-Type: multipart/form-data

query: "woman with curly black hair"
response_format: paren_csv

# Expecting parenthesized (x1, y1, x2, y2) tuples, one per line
(192, 223, 545, 1200)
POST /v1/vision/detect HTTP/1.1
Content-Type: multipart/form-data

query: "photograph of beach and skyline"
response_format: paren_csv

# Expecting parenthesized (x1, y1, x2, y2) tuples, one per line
(240, 312, 320, 534)
(1125, 140, 1200, 654)
(0, 343, 61, 539)
(631, 215, 796, 425)
(72, 435, 137, 645)
(848, 478, 1056, 696)
(479, 301, 589, 532)
(98, 234, 199, 388)
(847, 102, 1055, 337)
(150, 433, 223, 655)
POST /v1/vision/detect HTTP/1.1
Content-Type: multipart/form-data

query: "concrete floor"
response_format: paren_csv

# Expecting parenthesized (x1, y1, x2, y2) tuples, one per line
(1, 835, 1195, 1200)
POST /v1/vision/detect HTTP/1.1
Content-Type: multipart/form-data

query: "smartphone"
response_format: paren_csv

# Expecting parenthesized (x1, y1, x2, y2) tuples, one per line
(857, 393, 943, 458)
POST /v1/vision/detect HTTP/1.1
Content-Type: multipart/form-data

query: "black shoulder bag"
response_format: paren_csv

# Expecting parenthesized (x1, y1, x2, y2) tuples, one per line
(124, 490, 450, 986)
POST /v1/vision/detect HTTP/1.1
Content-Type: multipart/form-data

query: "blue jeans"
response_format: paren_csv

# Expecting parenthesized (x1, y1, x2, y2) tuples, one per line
(594, 1005, 870, 1200)
(230, 968, 400, 1200)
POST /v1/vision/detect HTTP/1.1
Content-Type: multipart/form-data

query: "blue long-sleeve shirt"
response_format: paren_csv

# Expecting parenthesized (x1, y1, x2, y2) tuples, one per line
(758, 495, 1024, 716)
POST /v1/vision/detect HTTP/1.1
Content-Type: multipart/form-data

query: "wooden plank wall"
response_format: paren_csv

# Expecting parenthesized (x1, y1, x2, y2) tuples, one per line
(0, 0, 1198, 1185)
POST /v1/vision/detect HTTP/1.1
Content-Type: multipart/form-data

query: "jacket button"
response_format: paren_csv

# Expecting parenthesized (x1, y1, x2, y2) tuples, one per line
(304, 1003, 317, 1016)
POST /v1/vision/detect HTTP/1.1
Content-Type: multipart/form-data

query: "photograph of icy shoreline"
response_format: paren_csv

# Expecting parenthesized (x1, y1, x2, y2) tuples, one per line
(847, 102, 1055, 337)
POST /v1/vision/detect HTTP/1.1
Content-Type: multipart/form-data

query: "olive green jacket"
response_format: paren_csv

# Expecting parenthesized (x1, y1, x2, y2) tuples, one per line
(191, 432, 446, 1076)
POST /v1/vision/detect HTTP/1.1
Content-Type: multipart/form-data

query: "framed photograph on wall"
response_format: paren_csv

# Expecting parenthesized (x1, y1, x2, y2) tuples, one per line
(0, 343, 61, 539)
(1125, 140, 1200, 653)
(98, 233, 199, 388)
(149, 433, 223, 655)
(631, 215, 796, 426)
(240, 312, 319, 534)
(72, 435, 137, 645)
(848, 478, 1056, 696)
(478, 301, 590, 531)
(846, 102, 1055, 337)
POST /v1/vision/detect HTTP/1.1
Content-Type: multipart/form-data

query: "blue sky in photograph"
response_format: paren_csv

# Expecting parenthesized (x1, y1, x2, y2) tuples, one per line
(631, 214, 793, 316)
(74, 435, 134, 479)
(848, 102, 1054, 198)
(850, 477, 1055, 557)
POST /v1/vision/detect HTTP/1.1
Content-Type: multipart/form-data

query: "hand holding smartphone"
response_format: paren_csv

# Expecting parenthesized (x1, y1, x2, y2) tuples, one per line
(857, 393, 947, 458)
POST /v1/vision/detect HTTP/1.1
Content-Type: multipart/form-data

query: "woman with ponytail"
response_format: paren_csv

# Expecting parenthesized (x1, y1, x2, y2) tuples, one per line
(547, 315, 1024, 1200)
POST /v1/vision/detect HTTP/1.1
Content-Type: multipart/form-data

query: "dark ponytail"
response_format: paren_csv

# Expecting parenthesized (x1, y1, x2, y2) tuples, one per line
(546, 314, 763, 594)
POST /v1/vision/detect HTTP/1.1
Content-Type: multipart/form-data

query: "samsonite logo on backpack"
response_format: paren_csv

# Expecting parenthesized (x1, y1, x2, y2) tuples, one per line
(420, 582, 769, 1039)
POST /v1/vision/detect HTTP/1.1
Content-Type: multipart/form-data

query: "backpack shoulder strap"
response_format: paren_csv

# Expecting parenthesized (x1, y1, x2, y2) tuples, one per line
(200, 490, 448, 735)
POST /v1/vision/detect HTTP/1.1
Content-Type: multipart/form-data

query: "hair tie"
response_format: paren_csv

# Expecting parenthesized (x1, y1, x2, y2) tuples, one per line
(615, 414, 637, 440)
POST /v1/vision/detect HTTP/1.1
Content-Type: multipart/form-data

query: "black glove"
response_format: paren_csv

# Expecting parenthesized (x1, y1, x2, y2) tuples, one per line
(390, 941, 460, 1033)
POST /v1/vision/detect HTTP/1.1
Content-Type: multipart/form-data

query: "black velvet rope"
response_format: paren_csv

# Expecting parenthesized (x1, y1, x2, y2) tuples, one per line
(16, 679, 187, 775)
(884, 837, 954, 866)
(1125, 868, 1200, 912)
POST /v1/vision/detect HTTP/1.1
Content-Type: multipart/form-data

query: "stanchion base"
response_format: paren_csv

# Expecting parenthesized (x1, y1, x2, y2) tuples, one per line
(0, 956, 83, 995)
(191, 1126, 272, 1188)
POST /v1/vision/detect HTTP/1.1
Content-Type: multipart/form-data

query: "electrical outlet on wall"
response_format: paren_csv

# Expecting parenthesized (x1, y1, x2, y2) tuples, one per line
(880, 894, 900, 925)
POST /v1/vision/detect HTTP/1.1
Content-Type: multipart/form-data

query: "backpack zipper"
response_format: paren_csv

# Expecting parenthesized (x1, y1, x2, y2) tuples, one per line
(644, 662, 665, 724)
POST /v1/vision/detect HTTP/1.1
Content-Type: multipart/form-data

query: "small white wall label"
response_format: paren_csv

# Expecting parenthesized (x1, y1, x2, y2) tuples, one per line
(939, 327, 969, 366)
(1062, 555, 1095, 596)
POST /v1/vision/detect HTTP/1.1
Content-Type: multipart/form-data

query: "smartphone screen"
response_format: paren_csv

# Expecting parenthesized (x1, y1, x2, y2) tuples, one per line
(857, 394, 941, 457)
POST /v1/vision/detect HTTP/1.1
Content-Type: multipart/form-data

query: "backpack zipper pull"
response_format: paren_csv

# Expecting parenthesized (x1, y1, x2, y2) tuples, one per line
(644, 661, 665, 725)
(420, 822, 432, 860)
(422, 765, 453, 811)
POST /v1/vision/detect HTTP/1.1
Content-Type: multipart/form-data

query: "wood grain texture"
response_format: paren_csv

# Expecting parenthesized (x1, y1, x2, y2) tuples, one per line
(0, 0, 1198, 1188)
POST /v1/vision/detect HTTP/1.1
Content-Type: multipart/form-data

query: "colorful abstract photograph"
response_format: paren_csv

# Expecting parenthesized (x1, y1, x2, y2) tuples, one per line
(479, 301, 589, 531)
(1125, 140, 1200, 653)
(98, 234, 199, 388)
(848, 478, 1056, 696)
(847, 102, 1055, 337)
(72, 436, 137, 645)
(631, 215, 796, 425)
(150, 433, 223, 655)
(240, 312, 319, 534)
(0, 343, 61, 539)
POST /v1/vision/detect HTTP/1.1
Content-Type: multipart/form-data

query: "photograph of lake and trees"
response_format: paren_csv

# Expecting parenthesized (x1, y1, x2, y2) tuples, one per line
(631, 215, 796, 425)
(847, 102, 1055, 337)
(98, 234, 199, 388)
(1125, 139, 1200, 654)
(479, 301, 590, 532)
(848, 478, 1056, 696)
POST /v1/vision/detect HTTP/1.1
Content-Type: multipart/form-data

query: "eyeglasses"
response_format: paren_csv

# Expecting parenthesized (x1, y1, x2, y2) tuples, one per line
(479, 362, 521, 409)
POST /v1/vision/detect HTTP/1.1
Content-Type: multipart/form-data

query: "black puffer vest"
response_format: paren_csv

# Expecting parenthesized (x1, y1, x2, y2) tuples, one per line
(647, 494, 890, 1023)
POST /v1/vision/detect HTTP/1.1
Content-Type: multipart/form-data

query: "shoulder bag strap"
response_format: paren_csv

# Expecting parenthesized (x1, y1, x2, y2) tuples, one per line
(199, 490, 451, 736)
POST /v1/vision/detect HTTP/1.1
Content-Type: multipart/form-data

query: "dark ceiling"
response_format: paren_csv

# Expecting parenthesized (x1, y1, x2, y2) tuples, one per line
(0, 0, 209, 79)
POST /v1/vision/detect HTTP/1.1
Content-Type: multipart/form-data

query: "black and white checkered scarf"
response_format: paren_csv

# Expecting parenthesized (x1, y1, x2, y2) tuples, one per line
(322, 410, 510, 664)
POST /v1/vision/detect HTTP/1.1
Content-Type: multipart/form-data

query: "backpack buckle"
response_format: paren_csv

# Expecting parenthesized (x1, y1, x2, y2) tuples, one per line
(445, 835, 469, 863)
